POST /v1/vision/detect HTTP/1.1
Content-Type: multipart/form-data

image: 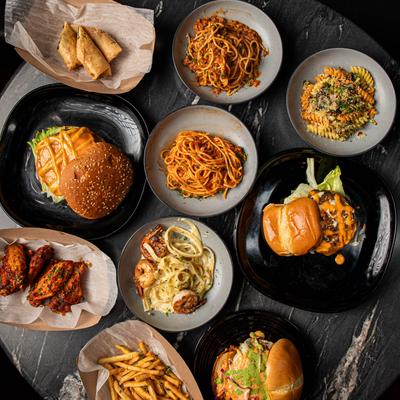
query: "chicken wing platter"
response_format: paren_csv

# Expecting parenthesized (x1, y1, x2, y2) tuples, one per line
(0, 228, 117, 330)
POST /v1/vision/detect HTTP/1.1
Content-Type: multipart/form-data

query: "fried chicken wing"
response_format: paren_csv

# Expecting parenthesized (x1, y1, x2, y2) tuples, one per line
(48, 262, 87, 314)
(0, 243, 29, 296)
(28, 260, 74, 307)
(28, 245, 54, 284)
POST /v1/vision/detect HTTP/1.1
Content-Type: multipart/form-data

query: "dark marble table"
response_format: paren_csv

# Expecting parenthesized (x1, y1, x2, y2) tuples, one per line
(1, 0, 399, 399)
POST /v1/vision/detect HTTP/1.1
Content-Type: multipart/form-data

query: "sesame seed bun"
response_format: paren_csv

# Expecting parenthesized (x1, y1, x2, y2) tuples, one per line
(59, 142, 133, 219)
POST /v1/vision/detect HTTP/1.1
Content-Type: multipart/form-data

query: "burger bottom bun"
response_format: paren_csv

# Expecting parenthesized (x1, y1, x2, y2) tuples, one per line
(267, 338, 304, 400)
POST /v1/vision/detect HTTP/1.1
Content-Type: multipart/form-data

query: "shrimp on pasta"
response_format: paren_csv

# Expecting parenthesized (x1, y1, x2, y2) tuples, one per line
(133, 220, 215, 314)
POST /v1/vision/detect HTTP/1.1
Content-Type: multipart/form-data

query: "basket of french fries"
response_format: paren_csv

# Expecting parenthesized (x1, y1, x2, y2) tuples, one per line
(77, 320, 203, 400)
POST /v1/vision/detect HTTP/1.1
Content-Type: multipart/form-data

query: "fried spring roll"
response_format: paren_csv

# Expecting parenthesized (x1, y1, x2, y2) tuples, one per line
(76, 26, 111, 80)
(58, 22, 81, 71)
(72, 25, 122, 62)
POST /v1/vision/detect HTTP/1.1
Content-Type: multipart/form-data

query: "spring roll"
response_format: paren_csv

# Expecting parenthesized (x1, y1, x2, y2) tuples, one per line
(72, 25, 122, 63)
(76, 26, 111, 80)
(58, 22, 81, 71)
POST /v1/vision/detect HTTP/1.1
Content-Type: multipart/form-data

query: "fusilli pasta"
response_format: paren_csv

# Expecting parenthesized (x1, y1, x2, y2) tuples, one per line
(300, 66, 377, 141)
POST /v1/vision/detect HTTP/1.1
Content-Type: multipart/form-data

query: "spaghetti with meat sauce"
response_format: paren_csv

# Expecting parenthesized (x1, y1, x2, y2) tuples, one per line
(183, 15, 268, 95)
(161, 130, 246, 199)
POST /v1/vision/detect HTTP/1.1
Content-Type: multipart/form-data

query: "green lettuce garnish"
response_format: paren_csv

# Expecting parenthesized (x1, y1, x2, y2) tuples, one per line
(284, 158, 345, 204)
(317, 165, 345, 195)
(27, 126, 68, 151)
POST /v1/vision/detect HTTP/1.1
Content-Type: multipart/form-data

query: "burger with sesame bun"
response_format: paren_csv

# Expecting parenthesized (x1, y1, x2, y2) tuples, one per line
(59, 142, 133, 219)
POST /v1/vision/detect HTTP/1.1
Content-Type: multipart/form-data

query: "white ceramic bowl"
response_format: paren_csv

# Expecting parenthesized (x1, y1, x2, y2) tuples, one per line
(172, 0, 283, 104)
(286, 48, 397, 156)
(118, 217, 233, 332)
(144, 105, 258, 217)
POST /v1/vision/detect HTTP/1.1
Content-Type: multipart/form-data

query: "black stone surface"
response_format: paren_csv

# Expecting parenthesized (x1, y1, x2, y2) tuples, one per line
(0, 0, 399, 399)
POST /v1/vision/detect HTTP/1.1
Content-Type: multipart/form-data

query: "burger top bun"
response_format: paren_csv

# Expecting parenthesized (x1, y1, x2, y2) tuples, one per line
(262, 197, 321, 256)
(59, 142, 133, 220)
(266, 339, 304, 400)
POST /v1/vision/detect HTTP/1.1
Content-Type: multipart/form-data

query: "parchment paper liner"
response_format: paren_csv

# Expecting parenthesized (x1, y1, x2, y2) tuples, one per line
(78, 320, 204, 400)
(4, 0, 155, 94)
(0, 227, 117, 331)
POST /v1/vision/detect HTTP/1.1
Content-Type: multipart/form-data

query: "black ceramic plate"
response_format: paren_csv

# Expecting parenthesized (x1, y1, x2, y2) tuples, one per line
(193, 310, 313, 399)
(235, 149, 396, 312)
(0, 84, 148, 240)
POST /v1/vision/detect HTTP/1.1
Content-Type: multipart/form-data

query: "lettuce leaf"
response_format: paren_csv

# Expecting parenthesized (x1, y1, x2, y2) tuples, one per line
(27, 126, 67, 150)
(284, 158, 345, 203)
(284, 183, 314, 204)
(316, 165, 345, 195)
(40, 182, 64, 203)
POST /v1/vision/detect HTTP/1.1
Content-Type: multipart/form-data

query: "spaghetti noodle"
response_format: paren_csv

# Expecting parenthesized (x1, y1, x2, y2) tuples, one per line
(161, 130, 246, 199)
(183, 15, 268, 95)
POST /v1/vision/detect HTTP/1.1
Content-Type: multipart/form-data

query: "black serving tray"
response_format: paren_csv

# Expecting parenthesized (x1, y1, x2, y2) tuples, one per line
(235, 148, 397, 312)
(194, 310, 313, 399)
(0, 84, 148, 240)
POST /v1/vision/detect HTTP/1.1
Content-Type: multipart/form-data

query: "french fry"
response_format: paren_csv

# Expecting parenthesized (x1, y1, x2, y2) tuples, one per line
(115, 344, 132, 354)
(147, 384, 158, 400)
(119, 370, 137, 384)
(114, 362, 163, 375)
(164, 381, 188, 400)
(153, 379, 165, 395)
(132, 373, 152, 382)
(123, 381, 150, 388)
(129, 388, 143, 400)
(136, 355, 155, 366)
(98, 342, 189, 400)
(126, 354, 142, 365)
(98, 352, 139, 364)
(166, 389, 178, 400)
(164, 374, 181, 387)
(113, 379, 131, 400)
(138, 341, 148, 354)
(108, 376, 117, 400)
(133, 387, 153, 400)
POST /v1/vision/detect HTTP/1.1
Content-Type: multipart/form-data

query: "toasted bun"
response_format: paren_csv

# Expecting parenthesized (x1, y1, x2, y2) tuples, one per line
(266, 339, 304, 400)
(211, 349, 236, 397)
(59, 142, 133, 219)
(262, 197, 321, 256)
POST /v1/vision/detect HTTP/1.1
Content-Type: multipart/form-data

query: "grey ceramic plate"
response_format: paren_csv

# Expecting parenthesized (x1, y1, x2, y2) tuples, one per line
(118, 217, 233, 332)
(172, 0, 283, 104)
(144, 105, 258, 217)
(286, 48, 397, 156)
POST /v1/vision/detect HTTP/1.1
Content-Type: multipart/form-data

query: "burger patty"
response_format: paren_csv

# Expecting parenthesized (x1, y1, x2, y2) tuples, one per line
(308, 190, 357, 256)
